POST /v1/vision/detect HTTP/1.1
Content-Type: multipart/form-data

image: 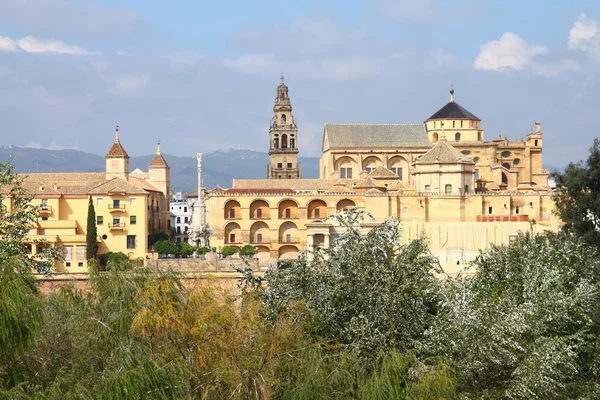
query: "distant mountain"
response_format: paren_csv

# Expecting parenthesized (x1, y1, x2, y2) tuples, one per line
(0, 146, 320, 193)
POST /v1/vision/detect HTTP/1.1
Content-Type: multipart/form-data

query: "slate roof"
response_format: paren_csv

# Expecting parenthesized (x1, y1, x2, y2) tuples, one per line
(324, 124, 430, 149)
(427, 101, 480, 121)
(415, 138, 473, 164)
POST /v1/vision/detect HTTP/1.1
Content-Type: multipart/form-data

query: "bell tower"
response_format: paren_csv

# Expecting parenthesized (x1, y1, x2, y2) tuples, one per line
(267, 73, 300, 179)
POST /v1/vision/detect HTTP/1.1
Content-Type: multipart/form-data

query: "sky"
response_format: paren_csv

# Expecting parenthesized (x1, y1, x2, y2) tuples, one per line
(1, 0, 600, 166)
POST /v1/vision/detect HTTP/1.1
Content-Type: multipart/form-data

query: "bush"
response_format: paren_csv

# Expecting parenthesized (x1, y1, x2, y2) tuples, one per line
(178, 242, 196, 257)
(220, 246, 238, 257)
(197, 246, 211, 255)
(153, 240, 178, 257)
(239, 245, 257, 257)
(98, 252, 130, 270)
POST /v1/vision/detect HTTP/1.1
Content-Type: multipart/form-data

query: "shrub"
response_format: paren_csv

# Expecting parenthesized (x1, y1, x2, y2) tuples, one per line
(220, 246, 238, 257)
(197, 246, 211, 255)
(153, 240, 178, 257)
(178, 242, 196, 257)
(239, 245, 257, 257)
(98, 252, 130, 270)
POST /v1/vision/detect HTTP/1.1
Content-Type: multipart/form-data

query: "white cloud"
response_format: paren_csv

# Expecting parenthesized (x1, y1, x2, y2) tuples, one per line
(16, 35, 92, 55)
(430, 48, 457, 67)
(24, 141, 80, 151)
(568, 13, 599, 51)
(0, 36, 18, 52)
(474, 32, 548, 72)
(101, 74, 150, 94)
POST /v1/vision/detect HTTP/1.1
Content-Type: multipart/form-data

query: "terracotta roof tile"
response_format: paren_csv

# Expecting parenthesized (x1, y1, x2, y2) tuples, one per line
(106, 142, 129, 158)
(149, 153, 169, 167)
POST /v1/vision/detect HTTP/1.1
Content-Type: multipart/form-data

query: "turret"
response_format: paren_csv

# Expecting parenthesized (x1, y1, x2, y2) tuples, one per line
(105, 125, 130, 180)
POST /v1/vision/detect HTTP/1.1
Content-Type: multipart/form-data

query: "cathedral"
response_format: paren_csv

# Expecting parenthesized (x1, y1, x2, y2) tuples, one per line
(203, 77, 558, 268)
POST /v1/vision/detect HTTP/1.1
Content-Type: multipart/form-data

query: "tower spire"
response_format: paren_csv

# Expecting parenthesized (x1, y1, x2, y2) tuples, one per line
(115, 123, 120, 143)
(280, 70, 284, 84)
(156, 138, 161, 154)
(450, 85, 455, 103)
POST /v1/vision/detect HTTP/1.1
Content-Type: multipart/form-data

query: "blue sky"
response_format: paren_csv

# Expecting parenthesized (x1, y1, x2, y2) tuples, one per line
(1, 0, 600, 167)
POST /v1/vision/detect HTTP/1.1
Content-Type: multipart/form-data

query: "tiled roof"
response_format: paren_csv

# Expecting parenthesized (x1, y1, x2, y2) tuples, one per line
(149, 153, 169, 167)
(367, 166, 400, 179)
(129, 177, 161, 192)
(106, 142, 129, 158)
(324, 124, 430, 149)
(87, 177, 153, 195)
(353, 176, 386, 189)
(427, 101, 480, 121)
(130, 168, 148, 178)
(415, 138, 472, 164)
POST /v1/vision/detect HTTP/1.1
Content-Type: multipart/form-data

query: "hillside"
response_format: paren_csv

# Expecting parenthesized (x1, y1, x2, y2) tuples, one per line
(0, 146, 320, 193)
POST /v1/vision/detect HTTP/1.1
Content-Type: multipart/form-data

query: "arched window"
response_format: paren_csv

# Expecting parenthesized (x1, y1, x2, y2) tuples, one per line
(290, 138, 295, 148)
(502, 162, 511, 170)
(281, 134, 288, 148)
(273, 138, 279, 149)
(455, 132, 461, 142)
(464, 185, 469, 193)
(501, 172, 508, 185)
(432, 132, 439, 143)
(281, 114, 287, 124)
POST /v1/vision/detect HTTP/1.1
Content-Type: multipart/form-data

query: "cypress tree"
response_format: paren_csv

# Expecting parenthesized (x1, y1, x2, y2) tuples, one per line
(86, 196, 98, 260)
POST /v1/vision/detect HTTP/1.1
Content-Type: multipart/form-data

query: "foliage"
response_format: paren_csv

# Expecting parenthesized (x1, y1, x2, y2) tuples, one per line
(98, 252, 130, 270)
(239, 244, 257, 256)
(551, 138, 600, 247)
(196, 246, 211, 255)
(424, 232, 600, 398)
(148, 231, 169, 247)
(152, 240, 178, 256)
(265, 211, 442, 353)
(178, 242, 196, 257)
(85, 196, 98, 260)
(220, 245, 238, 257)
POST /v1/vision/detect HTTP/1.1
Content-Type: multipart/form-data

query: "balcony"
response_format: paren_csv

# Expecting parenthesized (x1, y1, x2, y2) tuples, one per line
(250, 237, 271, 244)
(108, 222, 127, 230)
(39, 205, 52, 215)
(108, 204, 126, 212)
(279, 237, 300, 244)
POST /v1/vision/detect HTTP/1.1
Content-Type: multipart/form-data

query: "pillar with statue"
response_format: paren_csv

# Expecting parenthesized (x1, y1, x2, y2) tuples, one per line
(188, 153, 213, 248)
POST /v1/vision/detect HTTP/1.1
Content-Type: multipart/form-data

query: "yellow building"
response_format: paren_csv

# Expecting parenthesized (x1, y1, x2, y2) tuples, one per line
(4, 127, 171, 271)
(204, 83, 559, 268)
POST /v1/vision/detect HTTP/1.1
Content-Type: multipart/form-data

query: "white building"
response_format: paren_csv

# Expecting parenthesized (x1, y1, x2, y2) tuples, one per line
(170, 192, 193, 243)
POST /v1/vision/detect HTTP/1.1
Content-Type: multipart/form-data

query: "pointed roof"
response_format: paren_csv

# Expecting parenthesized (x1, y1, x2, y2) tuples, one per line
(415, 137, 472, 164)
(149, 140, 169, 168)
(353, 176, 386, 190)
(427, 88, 480, 121)
(106, 125, 129, 158)
(367, 166, 400, 179)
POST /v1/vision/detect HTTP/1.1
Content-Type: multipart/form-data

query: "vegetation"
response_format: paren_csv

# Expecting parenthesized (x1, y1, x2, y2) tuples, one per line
(98, 251, 130, 271)
(196, 246, 211, 255)
(86, 196, 98, 260)
(178, 242, 196, 257)
(239, 244, 257, 256)
(220, 245, 238, 257)
(153, 240, 178, 257)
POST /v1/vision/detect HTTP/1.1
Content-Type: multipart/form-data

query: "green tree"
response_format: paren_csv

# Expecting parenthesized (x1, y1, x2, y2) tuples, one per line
(86, 195, 98, 260)
(551, 138, 600, 246)
(239, 244, 256, 256)
(153, 240, 178, 256)
(220, 246, 238, 257)
(178, 242, 196, 257)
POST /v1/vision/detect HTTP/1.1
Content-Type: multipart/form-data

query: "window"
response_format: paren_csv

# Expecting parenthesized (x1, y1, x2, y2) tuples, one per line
(229, 208, 235, 218)
(257, 233, 263, 243)
(509, 235, 518, 244)
(290, 138, 295, 148)
(130, 215, 137, 225)
(112, 199, 120, 209)
(184, 206, 187, 212)
(474, 169, 480, 181)
(455, 132, 460, 142)
(184, 217, 188, 223)
(535, 140, 538, 146)
(391, 167, 403, 179)
(130, 198, 136, 206)
(286, 233, 291, 242)
(256, 208, 262, 218)
(516, 207, 520, 214)
(425, 185, 431, 192)
(184, 226, 188, 233)
(41, 199, 48, 210)
(513, 158, 521, 166)
(502, 162, 511, 170)
(41, 215, 48, 221)
(285, 208, 291, 218)
(273, 138, 279, 148)
(39, 229, 45, 235)
(177, 226, 181, 234)
(64, 246, 73, 260)
(366, 167, 374, 174)
(445, 184, 452, 194)
(281, 114, 286, 124)
(314, 208, 320, 218)
(340, 167, 352, 179)
(97, 216, 103, 225)
(453, 121, 455, 128)
(488, 207, 493, 214)
(97, 198, 103, 206)
(277, 163, 283, 168)
(112, 217, 120, 227)
(76, 246, 85, 260)
(501, 151, 511, 158)
(282, 134, 288, 148)
(501, 172, 508, 185)
(287, 163, 292, 168)
(66, 262, 71, 267)
(177, 217, 181, 223)
(127, 235, 136, 249)
(229, 233, 236, 243)
(461, 151, 471, 156)
(473, 157, 480, 164)
(460, 120, 463, 128)
(464, 185, 469, 193)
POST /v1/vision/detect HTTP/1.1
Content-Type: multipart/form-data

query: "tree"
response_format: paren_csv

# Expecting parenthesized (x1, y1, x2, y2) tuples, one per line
(220, 246, 238, 257)
(178, 242, 196, 257)
(239, 244, 256, 257)
(551, 138, 600, 246)
(86, 196, 98, 260)
(153, 240, 178, 257)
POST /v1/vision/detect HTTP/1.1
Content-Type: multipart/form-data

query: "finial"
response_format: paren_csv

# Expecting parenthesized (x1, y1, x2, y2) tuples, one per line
(280, 70, 284, 84)
(156, 138, 161, 154)
(449, 85, 455, 103)
(115, 122, 120, 143)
